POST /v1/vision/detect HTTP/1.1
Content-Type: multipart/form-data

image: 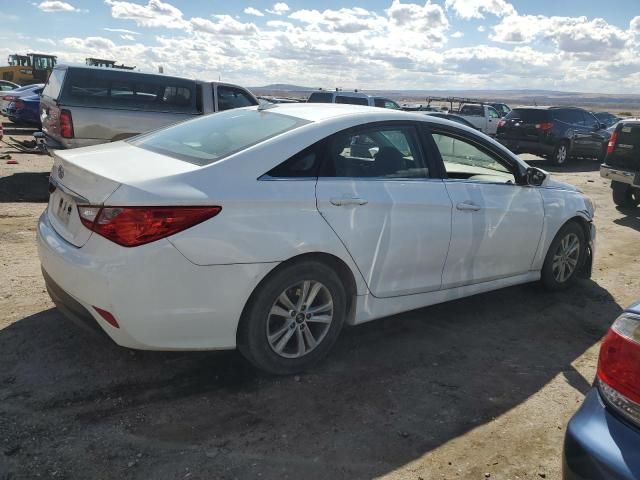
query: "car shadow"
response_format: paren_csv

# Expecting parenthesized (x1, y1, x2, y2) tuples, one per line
(0, 171, 50, 202)
(0, 279, 620, 479)
(613, 208, 640, 232)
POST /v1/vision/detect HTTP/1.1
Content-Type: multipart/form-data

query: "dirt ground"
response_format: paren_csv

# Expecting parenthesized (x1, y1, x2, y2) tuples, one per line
(0, 126, 639, 480)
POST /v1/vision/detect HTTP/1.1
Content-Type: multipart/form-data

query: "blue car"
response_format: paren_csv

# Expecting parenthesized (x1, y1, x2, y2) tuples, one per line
(6, 88, 43, 126)
(564, 302, 640, 479)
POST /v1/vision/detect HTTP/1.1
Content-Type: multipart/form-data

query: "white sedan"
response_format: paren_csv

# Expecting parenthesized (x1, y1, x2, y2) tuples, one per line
(38, 104, 595, 374)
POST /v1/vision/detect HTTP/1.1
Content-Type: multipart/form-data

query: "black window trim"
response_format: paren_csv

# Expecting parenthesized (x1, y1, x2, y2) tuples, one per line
(423, 123, 527, 185)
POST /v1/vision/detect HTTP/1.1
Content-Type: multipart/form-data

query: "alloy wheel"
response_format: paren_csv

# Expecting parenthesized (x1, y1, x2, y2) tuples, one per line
(266, 280, 334, 359)
(552, 233, 580, 283)
(556, 144, 567, 164)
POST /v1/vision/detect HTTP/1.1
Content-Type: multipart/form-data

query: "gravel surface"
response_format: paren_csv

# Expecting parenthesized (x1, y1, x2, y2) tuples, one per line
(1, 133, 638, 480)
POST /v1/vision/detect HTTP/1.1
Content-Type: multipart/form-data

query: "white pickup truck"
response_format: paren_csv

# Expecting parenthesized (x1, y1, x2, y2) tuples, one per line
(455, 104, 501, 135)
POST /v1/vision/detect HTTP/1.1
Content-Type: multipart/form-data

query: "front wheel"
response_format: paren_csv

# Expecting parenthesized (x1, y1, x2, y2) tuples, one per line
(237, 261, 346, 375)
(541, 222, 585, 291)
(611, 181, 640, 208)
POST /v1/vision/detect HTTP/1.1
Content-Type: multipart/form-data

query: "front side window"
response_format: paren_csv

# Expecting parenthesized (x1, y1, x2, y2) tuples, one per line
(431, 131, 514, 183)
(488, 107, 500, 119)
(217, 86, 257, 111)
(130, 109, 309, 166)
(335, 95, 368, 106)
(322, 125, 427, 178)
(307, 92, 333, 103)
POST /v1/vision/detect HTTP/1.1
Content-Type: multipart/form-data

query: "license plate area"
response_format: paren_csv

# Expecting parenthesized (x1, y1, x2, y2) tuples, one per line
(51, 190, 76, 226)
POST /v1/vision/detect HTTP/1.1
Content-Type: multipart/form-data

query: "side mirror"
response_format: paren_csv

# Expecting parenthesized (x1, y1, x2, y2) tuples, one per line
(526, 167, 547, 187)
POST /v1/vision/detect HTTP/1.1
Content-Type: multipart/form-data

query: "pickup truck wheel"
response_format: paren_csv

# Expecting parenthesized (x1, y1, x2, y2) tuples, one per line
(611, 181, 640, 208)
(551, 141, 569, 166)
(541, 222, 585, 291)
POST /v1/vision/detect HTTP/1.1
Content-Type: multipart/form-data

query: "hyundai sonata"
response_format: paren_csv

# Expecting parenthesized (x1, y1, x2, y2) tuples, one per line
(38, 104, 595, 374)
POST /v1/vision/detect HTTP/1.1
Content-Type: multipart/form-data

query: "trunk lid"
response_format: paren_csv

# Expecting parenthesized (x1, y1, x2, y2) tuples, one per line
(47, 141, 200, 247)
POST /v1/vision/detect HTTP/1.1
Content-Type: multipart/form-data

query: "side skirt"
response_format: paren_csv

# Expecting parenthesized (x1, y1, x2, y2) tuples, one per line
(351, 271, 540, 325)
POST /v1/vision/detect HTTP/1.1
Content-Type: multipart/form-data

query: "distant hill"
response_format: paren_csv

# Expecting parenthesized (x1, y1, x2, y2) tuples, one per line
(249, 85, 640, 113)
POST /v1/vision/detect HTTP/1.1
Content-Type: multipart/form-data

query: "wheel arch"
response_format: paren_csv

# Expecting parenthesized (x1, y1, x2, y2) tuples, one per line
(236, 252, 360, 344)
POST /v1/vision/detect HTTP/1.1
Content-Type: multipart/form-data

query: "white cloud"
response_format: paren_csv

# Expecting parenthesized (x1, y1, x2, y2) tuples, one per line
(36, 1, 77, 12)
(121, 34, 136, 41)
(266, 2, 290, 15)
(490, 14, 632, 60)
(244, 7, 264, 17)
(451, 31, 464, 38)
(477, 25, 485, 32)
(103, 27, 140, 35)
(191, 16, 257, 36)
(444, 0, 515, 19)
(105, 0, 188, 29)
(631, 16, 640, 34)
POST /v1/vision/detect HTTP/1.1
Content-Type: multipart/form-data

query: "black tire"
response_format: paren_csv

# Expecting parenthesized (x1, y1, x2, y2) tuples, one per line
(237, 260, 346, 375)
(611, 181, 640, 208)
(551, 141, 570, 166)
(541, 222, 585, 291)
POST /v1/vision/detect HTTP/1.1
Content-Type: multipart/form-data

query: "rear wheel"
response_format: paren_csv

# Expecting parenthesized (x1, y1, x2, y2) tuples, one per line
(541, 222, 585, 291)
(551, 141, 570, 166)
(612, 181, 640, 208)
(238, 261, 346, 375)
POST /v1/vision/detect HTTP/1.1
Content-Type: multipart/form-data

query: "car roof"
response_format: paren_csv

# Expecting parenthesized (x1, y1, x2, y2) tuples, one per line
(256, 102, 448, 124)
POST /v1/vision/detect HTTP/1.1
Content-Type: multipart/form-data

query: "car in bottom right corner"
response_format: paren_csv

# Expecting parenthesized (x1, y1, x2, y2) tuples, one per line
(600, 119, 640, 208)
(563, 302, 640, 479)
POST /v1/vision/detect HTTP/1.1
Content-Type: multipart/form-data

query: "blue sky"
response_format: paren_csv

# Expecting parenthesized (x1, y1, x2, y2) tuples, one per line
(2, 0, 640, 92)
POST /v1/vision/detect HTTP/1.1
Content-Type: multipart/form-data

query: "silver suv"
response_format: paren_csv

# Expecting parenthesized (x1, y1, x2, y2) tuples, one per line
(307, 90, 400, 109)
(40, 65, 258, 149)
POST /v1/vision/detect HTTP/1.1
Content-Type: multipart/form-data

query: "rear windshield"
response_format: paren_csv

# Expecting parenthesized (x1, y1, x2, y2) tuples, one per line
(42, 69, 66, 100)
(504, 108, 550, 123)
(618, 123, 640, 146)
(335, 95, 368, 106)
(59, 68, 199, 113)
(130, 109, 310, 166)
(307, 92, 333, 103)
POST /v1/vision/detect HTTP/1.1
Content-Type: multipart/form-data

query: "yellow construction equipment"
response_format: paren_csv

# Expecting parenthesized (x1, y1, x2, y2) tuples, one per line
(0, 53, 57, 85)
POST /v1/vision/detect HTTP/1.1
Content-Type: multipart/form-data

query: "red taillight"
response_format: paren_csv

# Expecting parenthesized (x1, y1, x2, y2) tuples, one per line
(607, 131, 619, 155)
(2, 95, 14, 101)
(14, 99, 24, 110)
(597, 312, 640, 424)
(77, 205, 222, 247)
(93, 306, 119, 328)
(60, 109, 74, 139)
(535, 122, 554, 132)
(497, 119, 506, 129)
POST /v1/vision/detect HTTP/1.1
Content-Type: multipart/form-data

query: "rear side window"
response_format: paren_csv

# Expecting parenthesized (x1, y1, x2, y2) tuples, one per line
(42, 69, 65, 99)
(460, 105, 483, 116)
(505, 109, 550, 123)
(267, 144, 321, 178)
(216, 85, 257, 111)
(335, 95, 368, 106)
(60, 69, 198, 113)
(130, 109, 310, 166)
(554, 109, 584, 125)
(307, 92, 333, 103)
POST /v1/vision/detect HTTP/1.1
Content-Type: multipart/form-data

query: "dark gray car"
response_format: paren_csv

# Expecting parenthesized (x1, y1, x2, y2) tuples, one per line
(39, 65, 258, 149)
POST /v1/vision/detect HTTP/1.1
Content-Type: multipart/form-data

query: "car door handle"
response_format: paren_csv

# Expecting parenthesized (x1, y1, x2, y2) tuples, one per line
(456, 202, 481, 212)
(330, 197, 368, 206)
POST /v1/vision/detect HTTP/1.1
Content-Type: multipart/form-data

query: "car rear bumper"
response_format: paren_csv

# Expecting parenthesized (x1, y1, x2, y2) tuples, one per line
(600, 165, 638, 187)
(40, 131, 106, 150)
(496, 138, 554, 157)
(563, 389, 640, 480)
(37, 209, 277, 351)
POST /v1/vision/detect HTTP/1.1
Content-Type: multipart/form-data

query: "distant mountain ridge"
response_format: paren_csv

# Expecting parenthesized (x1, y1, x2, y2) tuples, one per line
(251, 85, 640, 112)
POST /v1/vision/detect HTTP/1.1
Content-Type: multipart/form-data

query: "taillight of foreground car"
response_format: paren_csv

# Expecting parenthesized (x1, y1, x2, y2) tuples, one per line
(597, 312, 640, 426)
(535, 122, 554, 132)
(607, 131, 619, 155)
(77, 206, 222, 247)
(60, 109, 74, 139)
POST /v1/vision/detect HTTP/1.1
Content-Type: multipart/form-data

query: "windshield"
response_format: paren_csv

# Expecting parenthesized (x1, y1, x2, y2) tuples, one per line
(130, 108, 310, 166)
